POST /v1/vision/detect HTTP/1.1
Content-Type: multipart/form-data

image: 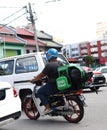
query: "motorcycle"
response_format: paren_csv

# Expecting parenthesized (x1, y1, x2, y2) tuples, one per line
(23, 79, 87, 123)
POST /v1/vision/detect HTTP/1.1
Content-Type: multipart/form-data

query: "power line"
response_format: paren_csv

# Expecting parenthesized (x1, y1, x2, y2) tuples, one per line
(0, 12, 27, 30)
(0, 6, 21, 8)
(0, 5, 27, 29)
(0, 6, 27, 23)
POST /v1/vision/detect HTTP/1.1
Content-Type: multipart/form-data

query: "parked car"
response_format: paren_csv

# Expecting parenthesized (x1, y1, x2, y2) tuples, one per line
(0, 81, 21, 127)
(94, 66, 107, 83)
(81, 66, 106, 91)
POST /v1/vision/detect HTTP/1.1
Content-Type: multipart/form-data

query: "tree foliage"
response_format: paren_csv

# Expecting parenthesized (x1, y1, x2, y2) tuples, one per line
(85, 55, 94, 66)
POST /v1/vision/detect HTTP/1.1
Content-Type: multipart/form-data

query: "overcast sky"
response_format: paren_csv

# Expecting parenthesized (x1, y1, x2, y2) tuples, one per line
(1, 0, 107, 44)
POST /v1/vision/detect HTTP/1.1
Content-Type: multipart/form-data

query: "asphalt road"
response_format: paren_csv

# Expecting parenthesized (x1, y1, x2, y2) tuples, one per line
(1, 86, 107, 130)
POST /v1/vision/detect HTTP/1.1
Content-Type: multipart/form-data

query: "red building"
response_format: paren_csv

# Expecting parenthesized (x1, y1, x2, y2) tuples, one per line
(79, 39, 107, 65)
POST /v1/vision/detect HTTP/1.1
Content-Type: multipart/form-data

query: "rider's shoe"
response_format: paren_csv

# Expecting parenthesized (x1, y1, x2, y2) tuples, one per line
(44, 109, 53, 115)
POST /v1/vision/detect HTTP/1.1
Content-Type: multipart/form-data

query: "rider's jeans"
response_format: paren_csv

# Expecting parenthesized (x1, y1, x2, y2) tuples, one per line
(37, 83, 57, 106)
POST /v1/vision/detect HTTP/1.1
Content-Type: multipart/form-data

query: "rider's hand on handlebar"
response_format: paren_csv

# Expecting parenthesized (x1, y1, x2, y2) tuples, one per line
(30, 78, 36, 84)
(30, 78, 43, 86)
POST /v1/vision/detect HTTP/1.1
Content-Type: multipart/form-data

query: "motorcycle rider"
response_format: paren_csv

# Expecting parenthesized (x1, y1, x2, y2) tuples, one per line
(31, 48, 63, 114)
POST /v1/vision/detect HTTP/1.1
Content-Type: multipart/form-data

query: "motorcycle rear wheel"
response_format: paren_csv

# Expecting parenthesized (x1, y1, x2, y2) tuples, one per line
(23, 97, 40, 120)
(63, 98, 84, 123)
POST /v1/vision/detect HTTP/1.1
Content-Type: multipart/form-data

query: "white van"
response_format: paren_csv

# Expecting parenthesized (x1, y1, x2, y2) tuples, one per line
(0, 52, 69, 103)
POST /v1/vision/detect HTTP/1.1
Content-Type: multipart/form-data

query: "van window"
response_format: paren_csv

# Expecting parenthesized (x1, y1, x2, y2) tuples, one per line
(0, 60, 14, 75)
(41, 53, 69, 65)
(57, 54, 69, 65)
(15, 56, 38, 74)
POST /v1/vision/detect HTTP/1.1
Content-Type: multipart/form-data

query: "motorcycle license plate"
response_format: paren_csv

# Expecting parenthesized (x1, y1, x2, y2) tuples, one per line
(79, 95, 85, 101)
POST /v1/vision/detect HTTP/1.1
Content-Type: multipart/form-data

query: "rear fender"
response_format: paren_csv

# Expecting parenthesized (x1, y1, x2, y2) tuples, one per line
(24, 94, 32, 101)
(66, 94, 86, 107)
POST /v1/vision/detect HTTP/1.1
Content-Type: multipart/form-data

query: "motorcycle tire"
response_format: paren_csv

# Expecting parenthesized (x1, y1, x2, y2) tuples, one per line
(63, 97, 84, 123)
(23, 97, 40, 120)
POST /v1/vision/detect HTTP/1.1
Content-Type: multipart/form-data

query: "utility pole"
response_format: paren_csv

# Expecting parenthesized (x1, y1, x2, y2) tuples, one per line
(28, 3, 39, 52)
(27, 1, 61, 52)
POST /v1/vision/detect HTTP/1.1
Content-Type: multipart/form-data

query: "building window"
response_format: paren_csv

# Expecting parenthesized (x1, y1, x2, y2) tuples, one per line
(33, 50, 36, 52)
(26, 50, 30, 53)
(17, 50, 21, 55)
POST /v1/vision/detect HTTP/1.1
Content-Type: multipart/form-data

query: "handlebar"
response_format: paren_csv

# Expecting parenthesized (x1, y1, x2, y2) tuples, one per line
(30, 77, 48, 86)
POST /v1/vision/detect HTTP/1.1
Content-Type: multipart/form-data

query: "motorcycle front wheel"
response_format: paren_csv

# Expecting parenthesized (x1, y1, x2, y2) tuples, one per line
(63, 97, 84, 123)
(23, 97, 40, 120)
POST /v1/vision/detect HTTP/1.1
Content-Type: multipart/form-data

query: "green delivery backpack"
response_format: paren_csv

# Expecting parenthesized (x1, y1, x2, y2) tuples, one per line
(56, 76, 71, 91)
(56, 65, 71, 91)
(56, 64, 85, 91)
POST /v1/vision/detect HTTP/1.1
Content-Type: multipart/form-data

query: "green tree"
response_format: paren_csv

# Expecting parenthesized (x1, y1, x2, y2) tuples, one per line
(85, 55, 94, 67)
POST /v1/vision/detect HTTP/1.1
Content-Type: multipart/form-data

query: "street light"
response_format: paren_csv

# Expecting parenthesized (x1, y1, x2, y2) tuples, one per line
(45, 0, 61, 4)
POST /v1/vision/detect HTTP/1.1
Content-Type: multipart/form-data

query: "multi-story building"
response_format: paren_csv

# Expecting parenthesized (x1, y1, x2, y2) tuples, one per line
(63, 39, 107, 65)
(79, 39, 107, 65)
(62, 44, 71, 58)
(62, 43, 80, 58)
(96, 22, 107, 39)
(79, 41, 89, 57)
(70, 43, 80, 58)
